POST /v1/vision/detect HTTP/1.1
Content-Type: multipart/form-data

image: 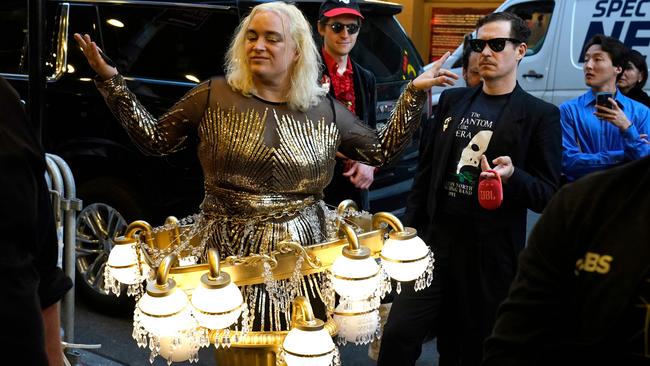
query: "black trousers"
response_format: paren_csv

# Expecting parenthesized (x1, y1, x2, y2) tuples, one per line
(378, 216, 519, 366)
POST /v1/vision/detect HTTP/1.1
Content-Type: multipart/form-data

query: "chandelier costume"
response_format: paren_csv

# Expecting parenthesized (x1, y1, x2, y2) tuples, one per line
(96, 75, 425, 331)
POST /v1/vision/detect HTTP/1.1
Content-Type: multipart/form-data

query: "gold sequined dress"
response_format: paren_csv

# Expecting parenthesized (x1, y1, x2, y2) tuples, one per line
(96, 76, 425, 331)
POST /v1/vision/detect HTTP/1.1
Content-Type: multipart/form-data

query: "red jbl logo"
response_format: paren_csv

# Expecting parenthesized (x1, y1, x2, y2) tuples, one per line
(478, 170, 503, 210)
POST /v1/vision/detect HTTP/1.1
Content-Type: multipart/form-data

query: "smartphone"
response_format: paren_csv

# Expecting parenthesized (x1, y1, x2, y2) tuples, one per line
(596, 92, 613, 109)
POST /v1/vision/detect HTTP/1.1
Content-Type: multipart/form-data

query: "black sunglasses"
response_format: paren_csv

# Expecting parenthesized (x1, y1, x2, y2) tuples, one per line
(327, 22, 360, 35)
(469, 38, 522, 52)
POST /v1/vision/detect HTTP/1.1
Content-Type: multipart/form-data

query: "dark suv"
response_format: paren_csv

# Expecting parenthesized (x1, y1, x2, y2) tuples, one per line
(1, 0, 423, 304)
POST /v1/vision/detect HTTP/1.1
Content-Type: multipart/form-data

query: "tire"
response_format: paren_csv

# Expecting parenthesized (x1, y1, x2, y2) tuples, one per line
(75, 177, 145, 314)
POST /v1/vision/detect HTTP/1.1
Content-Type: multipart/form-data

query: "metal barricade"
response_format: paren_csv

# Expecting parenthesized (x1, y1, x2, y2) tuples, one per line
(45, 153, 83, 343)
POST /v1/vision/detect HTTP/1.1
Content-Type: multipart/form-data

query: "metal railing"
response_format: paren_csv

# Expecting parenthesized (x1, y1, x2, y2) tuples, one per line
(45, 153, 83, 343)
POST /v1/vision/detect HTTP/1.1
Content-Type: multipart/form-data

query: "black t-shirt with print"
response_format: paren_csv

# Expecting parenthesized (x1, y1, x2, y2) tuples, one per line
(438, 91, 511, 217)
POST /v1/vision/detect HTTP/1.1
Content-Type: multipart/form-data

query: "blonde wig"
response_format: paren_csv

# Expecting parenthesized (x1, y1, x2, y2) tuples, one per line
(225, 2, 327, 111)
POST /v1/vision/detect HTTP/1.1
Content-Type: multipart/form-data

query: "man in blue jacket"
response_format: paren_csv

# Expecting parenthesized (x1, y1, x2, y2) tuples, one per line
(560, 35, 650, 182)
(379, 12, 562, 366)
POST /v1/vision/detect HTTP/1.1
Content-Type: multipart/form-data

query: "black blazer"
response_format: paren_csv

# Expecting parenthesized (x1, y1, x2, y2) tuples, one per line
(406, 84, 562, 247)
(484, 156, 650, 365)
(321, 54, 377, 210)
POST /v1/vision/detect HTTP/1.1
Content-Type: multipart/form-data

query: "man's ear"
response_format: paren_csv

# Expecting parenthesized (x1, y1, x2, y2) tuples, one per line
(615, 65, 623, 77)
(516, 43, 527, 61)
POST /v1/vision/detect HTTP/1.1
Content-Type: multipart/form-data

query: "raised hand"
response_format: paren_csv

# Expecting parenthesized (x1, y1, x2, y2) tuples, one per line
(480, 155, 514, 182)
(73, 33, 118, 81)
(412, 51, 459, 91)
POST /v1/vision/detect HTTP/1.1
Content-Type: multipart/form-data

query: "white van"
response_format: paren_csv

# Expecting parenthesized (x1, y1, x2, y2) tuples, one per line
(429, 0, 650, 107)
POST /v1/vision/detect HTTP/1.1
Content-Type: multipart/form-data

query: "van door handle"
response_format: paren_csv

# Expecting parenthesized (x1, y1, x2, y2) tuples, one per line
(522, 70, 544, 79)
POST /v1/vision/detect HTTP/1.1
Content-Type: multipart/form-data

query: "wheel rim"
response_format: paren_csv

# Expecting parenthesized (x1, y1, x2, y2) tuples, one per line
(76, 203, 128, 296)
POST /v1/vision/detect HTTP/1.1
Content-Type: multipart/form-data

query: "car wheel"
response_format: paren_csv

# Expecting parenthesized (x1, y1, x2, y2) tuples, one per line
(75, 178, 144, 313)
(76, 202, 127, 294)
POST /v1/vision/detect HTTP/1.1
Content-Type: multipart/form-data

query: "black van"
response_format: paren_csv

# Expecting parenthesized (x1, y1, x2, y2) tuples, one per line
(0, 0, 423, 304)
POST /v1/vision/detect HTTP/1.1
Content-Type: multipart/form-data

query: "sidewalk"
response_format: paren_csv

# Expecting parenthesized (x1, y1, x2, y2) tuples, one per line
(72, 350, 127, 366)
(71, 342, 436, 366)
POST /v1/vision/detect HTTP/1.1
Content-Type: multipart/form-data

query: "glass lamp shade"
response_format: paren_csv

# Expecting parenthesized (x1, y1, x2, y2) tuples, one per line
(331, 255, 380, 300)
(136, 288, 196, 337)
(190, 281, 243, 330)
(380, 234, 430, 282)
(333, 299, 379, 345)
(283, 327, 335, 366)
(158, 335, 196, 363)
(106, 242, 140, 285)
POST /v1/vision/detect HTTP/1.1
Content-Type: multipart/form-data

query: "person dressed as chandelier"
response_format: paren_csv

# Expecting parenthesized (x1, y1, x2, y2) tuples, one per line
(74, 1, 456, 332)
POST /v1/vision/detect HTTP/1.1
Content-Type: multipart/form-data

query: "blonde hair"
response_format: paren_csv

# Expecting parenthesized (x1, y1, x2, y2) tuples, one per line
(225, 2, 327, 111)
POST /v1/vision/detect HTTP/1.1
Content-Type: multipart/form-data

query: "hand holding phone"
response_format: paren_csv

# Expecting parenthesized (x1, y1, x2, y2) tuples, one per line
(593, 91, 633, 131)
(596, 92, 613, 109)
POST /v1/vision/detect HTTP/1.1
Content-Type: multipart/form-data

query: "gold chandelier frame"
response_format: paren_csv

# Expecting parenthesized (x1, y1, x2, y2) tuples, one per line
(118, 203, 407, 365)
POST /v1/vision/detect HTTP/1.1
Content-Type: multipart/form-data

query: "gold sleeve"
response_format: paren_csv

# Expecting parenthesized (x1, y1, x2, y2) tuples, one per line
(95, 74, 209, 156)
(338, 81, 426, 166)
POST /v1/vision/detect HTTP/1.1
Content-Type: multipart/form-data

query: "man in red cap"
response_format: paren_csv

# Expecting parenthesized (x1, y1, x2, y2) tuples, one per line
(318, 0, 377, 211)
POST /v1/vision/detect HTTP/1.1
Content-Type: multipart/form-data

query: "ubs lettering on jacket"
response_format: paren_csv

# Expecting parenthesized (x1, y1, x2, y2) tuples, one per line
(575, 252, 613, 275)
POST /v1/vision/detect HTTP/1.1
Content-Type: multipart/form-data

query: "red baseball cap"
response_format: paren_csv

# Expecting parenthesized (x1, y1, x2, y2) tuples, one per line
(319, 0, 364, 19)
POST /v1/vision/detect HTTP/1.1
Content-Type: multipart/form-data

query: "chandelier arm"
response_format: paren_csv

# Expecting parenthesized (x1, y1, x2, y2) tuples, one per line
(339, 223, 361, 251)
(207, 247, 221, 279)
(339, 221, 371, 259)
(125, 220, 154, 247)
(163, 216, 181, 245)
(336, 199, 359, 234)
(336, 199, 358, 217)
(371, 211, 405, 233)
(155, 253, 178, 287)
(291, 296, 314, 323)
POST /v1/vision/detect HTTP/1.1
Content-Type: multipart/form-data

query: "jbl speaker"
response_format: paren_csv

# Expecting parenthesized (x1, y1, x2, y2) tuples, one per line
(478, 169, 503, 210)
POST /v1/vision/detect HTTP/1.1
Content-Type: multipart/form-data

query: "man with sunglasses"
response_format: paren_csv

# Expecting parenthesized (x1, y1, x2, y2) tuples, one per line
(379, 12, 562, 366)
(318, 0, 377, 211)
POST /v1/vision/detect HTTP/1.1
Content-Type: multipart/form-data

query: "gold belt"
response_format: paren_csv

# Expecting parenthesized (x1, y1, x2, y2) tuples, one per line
(202, 187, 320, 222)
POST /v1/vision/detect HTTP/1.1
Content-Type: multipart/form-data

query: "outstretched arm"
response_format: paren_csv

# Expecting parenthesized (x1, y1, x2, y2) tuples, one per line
(337, 52, 459, 166)
(73, 33, 208, 156)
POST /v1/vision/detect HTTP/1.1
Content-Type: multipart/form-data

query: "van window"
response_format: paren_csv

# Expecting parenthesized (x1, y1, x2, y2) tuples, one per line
(0, 1, 27, 75)
(350, 15, 421, 82)
(506, 1, 555, 56)
(99, 5, 239, 82)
